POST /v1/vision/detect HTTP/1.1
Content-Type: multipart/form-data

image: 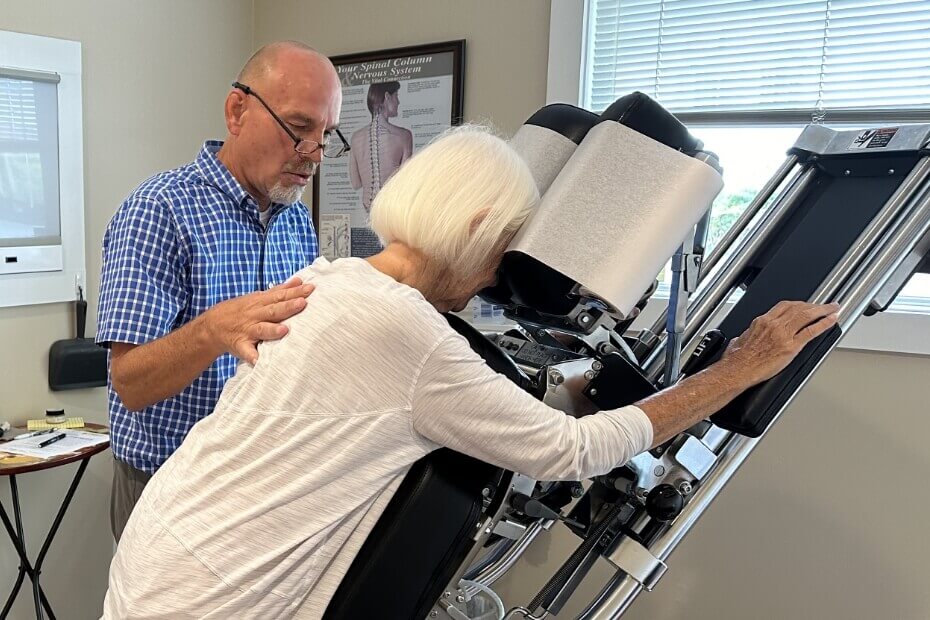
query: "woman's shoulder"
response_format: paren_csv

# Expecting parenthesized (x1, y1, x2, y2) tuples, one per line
(302, 257, 452, 336)
(350, 126, 369, 145)
(387, 124, 413, 138)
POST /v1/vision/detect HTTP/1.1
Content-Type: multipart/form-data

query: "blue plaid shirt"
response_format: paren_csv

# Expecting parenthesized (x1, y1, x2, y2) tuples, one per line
(97, 141, 318, 472)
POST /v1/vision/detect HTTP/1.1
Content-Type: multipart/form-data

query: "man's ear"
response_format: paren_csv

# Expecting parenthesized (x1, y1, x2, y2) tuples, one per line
(224, 90, 247, 136)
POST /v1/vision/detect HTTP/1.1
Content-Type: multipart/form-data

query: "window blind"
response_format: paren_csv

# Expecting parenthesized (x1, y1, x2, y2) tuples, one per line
(0, 77, 39, 141)
(0, 71, 62, 246)
(584, 0, 930, 121)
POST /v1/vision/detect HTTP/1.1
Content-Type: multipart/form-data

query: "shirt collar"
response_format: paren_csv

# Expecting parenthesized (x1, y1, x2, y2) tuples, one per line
(195, 140, 253, 209)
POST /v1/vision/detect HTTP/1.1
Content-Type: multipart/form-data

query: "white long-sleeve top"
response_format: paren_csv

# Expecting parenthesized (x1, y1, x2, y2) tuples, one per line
(102, 257, 653, 619)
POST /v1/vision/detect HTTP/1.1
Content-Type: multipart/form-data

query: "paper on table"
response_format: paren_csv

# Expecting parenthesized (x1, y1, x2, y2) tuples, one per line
(0, 429, 108, 460)
(27, 417, 85, 431)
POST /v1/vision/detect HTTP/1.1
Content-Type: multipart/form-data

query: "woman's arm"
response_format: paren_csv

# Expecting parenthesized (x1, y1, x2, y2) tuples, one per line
(401, 129, 413, 164)
(411, 334, 653, 481)
(411, 301, 838, 481)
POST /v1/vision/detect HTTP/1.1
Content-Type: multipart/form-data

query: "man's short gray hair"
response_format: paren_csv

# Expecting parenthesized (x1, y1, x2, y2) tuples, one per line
(369, 125, 539, 277)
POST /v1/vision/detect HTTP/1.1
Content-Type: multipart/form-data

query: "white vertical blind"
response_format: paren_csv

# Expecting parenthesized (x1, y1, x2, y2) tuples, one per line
(584, 0, 930, 119)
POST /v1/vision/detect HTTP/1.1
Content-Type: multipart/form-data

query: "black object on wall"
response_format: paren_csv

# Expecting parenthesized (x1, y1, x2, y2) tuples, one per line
(48, 288, 107, 391)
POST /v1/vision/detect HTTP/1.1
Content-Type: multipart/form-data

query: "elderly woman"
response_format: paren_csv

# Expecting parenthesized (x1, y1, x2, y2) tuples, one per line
(103, 126, 837, 618)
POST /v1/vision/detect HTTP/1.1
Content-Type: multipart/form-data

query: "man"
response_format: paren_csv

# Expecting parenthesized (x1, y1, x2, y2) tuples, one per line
(96, 41, 346, 540)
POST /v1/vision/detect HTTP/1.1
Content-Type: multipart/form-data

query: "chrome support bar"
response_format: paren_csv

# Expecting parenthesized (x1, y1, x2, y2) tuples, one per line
(833, 182, 930, 322)
(701, 155, 800, 277)
(465, 520, 550, 597)
(603, 537, 668, 591)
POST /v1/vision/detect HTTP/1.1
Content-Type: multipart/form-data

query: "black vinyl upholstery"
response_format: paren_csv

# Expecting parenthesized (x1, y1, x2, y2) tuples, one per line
(599, 91, 702, 155)
(523, 102, 600, 145)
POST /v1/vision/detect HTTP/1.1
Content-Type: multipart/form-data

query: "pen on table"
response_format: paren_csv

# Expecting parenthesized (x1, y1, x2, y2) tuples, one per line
(38, 433, 66, 448)
(12, 429, 55, 441)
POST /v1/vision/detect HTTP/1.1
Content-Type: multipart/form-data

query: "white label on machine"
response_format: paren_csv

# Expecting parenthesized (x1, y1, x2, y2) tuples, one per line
(848, 127, 898, 150)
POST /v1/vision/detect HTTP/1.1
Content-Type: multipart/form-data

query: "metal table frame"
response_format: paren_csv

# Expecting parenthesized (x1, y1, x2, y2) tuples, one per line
(0, 428, 108, 620)
(0, 459, 90, 620)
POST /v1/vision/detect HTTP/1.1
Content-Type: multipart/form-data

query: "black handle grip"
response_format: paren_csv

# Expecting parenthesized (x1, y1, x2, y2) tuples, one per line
(711, 325, 842, 437)
(510, 492, 583, 528)
(76, 299, 87, 339)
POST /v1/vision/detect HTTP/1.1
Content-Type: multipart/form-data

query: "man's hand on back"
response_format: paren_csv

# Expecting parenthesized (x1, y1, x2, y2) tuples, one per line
(204, 277, 315, 364)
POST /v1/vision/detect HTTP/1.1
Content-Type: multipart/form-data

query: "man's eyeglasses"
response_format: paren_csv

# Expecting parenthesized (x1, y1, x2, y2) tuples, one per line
(232, 81, 350, 159)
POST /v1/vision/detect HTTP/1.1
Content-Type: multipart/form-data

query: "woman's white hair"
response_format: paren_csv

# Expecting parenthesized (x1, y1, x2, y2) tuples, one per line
(368, 124, 539, 277)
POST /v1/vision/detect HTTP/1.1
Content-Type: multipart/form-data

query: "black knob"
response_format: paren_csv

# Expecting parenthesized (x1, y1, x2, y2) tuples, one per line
(645, 484, 684, 522)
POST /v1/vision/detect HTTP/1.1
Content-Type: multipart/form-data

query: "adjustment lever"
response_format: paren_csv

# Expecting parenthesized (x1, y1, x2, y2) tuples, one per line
(510, 492, 584, 528)
(679, 329, 729, 377)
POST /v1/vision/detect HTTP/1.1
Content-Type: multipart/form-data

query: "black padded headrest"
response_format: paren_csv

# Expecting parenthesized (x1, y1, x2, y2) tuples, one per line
(480, 104, 603, 312)
(600, 91, 701, 154)
(524, 103, 601, 145)
(481, 253, 577, 316)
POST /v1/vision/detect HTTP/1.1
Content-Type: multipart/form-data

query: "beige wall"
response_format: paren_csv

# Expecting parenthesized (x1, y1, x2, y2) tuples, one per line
(0, 2, 252, 618)
(2, 1, 929, 618)
(252, 0, 552, 137)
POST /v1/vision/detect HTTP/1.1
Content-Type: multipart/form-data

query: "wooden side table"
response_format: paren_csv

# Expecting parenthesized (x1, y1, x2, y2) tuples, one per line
(0, 423, 110, 620)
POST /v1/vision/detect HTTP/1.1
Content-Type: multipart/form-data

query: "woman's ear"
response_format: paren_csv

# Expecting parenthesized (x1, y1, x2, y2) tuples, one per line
(468, 208, 490, 236)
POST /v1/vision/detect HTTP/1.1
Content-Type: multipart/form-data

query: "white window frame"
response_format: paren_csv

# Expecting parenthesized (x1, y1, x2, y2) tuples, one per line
(0, 30, 85, 307)
(545, 0, 930, 356)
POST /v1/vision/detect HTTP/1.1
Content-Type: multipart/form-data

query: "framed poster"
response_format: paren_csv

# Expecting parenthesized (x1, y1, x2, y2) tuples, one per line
(315, 40, 465, 259)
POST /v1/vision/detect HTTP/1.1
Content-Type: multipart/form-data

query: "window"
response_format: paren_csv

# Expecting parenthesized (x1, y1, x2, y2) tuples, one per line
(0, 30, 84, 307)
(0, 70, 63, 268)
(582, 0, 930, 311)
